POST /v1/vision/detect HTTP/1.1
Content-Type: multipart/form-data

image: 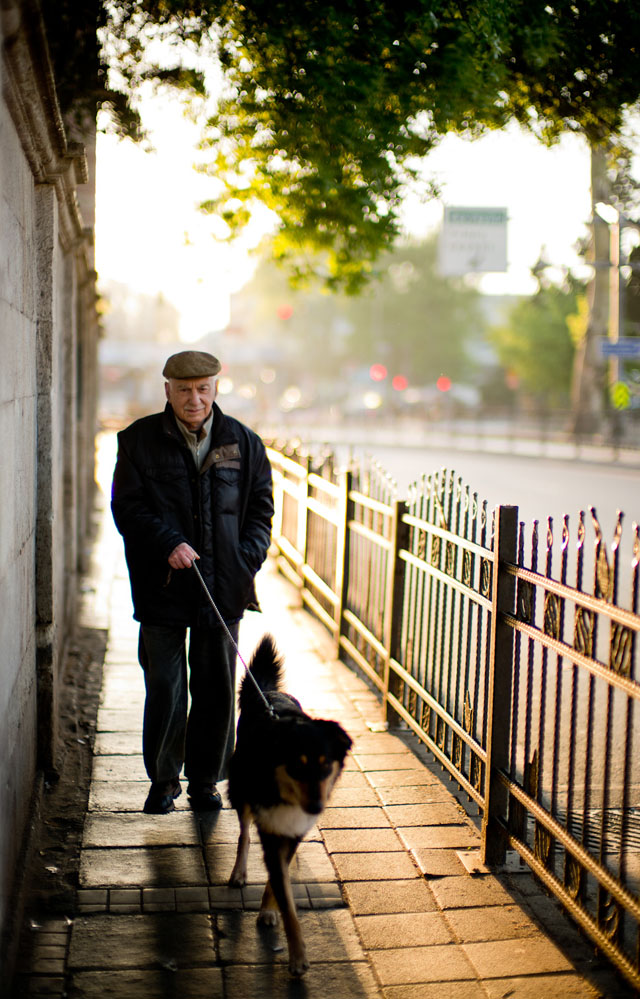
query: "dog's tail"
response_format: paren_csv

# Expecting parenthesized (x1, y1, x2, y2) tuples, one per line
(239, 634, 285, 710)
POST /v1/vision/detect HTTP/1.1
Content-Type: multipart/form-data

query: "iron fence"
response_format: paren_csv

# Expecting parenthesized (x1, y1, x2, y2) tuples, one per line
(266, 442, 640, 990)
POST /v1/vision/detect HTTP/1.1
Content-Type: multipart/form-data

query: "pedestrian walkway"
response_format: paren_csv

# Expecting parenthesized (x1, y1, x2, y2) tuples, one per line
(13, 484, 634, 998)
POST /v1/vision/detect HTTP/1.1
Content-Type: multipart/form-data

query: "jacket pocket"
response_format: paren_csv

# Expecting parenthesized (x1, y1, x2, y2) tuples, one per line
(213, 464, 241, 514)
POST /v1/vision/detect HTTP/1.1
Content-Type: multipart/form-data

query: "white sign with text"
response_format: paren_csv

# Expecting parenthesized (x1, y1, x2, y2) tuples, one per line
(438, 206, 508, 276)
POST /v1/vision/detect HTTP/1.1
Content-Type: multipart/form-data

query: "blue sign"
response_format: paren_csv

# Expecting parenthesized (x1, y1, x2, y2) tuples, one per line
(599, 338, 640, 358)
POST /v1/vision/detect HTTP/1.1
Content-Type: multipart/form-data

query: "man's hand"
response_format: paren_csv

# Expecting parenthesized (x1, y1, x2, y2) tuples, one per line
(168, 542, 199, 569)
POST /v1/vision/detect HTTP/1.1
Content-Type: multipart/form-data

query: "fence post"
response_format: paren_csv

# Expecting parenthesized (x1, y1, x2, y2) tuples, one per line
(270, 453, 284, 545)
(481, 504, 518, 866)
(297, 455, 311, 585)
(383, 498, 409, 728)
(335, 468, 352, 658)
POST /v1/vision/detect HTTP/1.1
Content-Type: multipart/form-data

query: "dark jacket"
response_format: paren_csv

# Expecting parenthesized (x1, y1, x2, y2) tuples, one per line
(111, 402, 273, 627)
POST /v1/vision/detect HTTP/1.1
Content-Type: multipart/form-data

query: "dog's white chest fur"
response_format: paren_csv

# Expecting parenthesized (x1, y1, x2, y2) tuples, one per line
(255, 804, 317, 838)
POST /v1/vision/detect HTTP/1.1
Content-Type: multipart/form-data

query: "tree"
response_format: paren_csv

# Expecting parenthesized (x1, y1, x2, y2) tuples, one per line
(489, 275, 584, 408)
(226, 236, 483, 393)
(342, 239, 482, 384)
(45, 1, 640, 292)
(42, 1, 640, 433)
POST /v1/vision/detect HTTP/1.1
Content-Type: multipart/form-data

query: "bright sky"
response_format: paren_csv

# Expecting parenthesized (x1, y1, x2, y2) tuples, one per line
(95, 88, 596, 343)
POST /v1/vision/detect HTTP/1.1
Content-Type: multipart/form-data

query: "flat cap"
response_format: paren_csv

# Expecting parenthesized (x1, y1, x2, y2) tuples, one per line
(163, 350, 221, 379)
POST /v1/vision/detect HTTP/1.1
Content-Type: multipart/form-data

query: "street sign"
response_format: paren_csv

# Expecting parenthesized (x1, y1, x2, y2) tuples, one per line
(599, 337, 640, 358)
(611, 381, 631, 410)
(438, 206, 508, 276)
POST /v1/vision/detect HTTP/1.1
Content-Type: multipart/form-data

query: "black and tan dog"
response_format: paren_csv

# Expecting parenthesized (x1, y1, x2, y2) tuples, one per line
(228, 634, 352, 976)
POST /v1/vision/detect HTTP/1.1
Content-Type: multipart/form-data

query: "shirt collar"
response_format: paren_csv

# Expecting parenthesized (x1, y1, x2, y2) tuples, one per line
(175, 409, 213, 444)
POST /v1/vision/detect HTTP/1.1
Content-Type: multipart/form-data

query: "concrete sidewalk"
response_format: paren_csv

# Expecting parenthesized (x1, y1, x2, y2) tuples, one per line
(13, 495, 633, 998)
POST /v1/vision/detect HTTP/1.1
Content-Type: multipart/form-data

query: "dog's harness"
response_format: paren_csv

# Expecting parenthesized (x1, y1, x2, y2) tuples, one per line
(191, 559, 276, 718)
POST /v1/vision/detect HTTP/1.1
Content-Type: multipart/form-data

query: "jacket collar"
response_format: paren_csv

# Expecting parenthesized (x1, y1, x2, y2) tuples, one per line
(162, 401, 235, 445)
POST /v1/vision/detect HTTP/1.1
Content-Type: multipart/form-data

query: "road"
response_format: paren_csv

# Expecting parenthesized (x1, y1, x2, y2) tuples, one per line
(349, 441, 640, 538)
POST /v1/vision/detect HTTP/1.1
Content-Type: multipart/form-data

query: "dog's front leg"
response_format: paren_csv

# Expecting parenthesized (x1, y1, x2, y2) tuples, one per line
(259, 832, 308, 976)
(229, 806, 252, 888)
(257, 879, 279, 926)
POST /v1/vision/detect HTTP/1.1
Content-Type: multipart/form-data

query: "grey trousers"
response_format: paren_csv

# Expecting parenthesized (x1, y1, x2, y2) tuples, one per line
(138, 623, 239, 785)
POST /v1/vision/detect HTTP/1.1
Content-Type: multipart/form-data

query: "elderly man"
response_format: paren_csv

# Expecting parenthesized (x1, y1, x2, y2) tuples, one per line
(112, 350, 273, 814)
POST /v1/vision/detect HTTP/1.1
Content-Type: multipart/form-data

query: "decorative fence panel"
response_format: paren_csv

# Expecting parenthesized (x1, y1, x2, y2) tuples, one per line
(266, 443, 640, 990)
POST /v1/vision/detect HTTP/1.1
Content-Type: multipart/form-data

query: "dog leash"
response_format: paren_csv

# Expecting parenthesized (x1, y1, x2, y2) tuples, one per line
(190, 559, 276, 717)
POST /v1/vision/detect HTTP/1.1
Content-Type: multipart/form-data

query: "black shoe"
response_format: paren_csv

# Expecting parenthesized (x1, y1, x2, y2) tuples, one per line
(187, 782, 223, 811)
(143, 777, 182, 814)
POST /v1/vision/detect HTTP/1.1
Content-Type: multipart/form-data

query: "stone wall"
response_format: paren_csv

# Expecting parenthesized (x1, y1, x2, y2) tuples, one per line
(0, 0, 99, 963)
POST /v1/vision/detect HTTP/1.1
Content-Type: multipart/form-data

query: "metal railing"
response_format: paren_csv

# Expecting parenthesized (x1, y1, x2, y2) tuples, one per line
(266, 442, 640, 990)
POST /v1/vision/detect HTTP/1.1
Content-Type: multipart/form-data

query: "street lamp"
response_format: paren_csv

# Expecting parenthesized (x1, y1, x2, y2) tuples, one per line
(594, 201, 621, 384)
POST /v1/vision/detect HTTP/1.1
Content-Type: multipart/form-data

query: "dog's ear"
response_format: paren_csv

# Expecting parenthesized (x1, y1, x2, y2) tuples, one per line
(318, 720, 353, 762)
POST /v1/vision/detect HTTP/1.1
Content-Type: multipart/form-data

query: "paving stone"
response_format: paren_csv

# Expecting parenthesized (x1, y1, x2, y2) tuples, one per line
(142, 887, 176, 908)
(429, 875, 518, 910)
(68, 968, 224, 998)
(90, 755, 147, 781)
(93, 731, 141, 755)
(350, 734, 413, 754)
(218, 909, 366, 966)
(446, 904, 542, 942)
(365, 769, 439, 788)
(76, 890, 108, 906)
(31, 944, 68, 960)
(411, 848, 467, 877)
(353, 753, 423, 771)
(242, 884, 307, 904)
(79, 846, 207, 887)
(343, 880, 438, 915)
(205, 841, 268, 885)
(35, 918, 73, 934)
(462, 937, 574, 978)
(194, 809, 246, 844)
(18, 976, 67, 995)
(204, 838, 335, 886)
(374, 784, 449, 806)
(328, 786, 380, 807)
(397, 824, 479, 851)
(456, 849, 491, 875)
(333, 770, 371, 789)
(96, 708, 142, 731)
(322, 828, 403, 853)
(209, 885, 243, 909)
(332, 851, 419, 882)
(385, 802, 469, 826)
(307, 883, 344, 906)
(82, 812, 200, 847)
(99, 691, 144, 711)
(308, 694, 355, 714)
(339, 718, 372, 736)
(198, 806, 322, 844)
(318, 807, 392, 829)
(29, 933, 69, 948)
(68, 913, 214, 970)
(88, 781, 149, 812)
(383, 983, 486, 999)
(370, 943, 477, 986)
(482, 973, 612, 999)
(175, 887, 210, 904)
(355, 911, 453, 949)
(30, 958, 66, 974)
(110, 889, 141, 906)
(222, 958, 381, 998)
(293, 841, 337, 882)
